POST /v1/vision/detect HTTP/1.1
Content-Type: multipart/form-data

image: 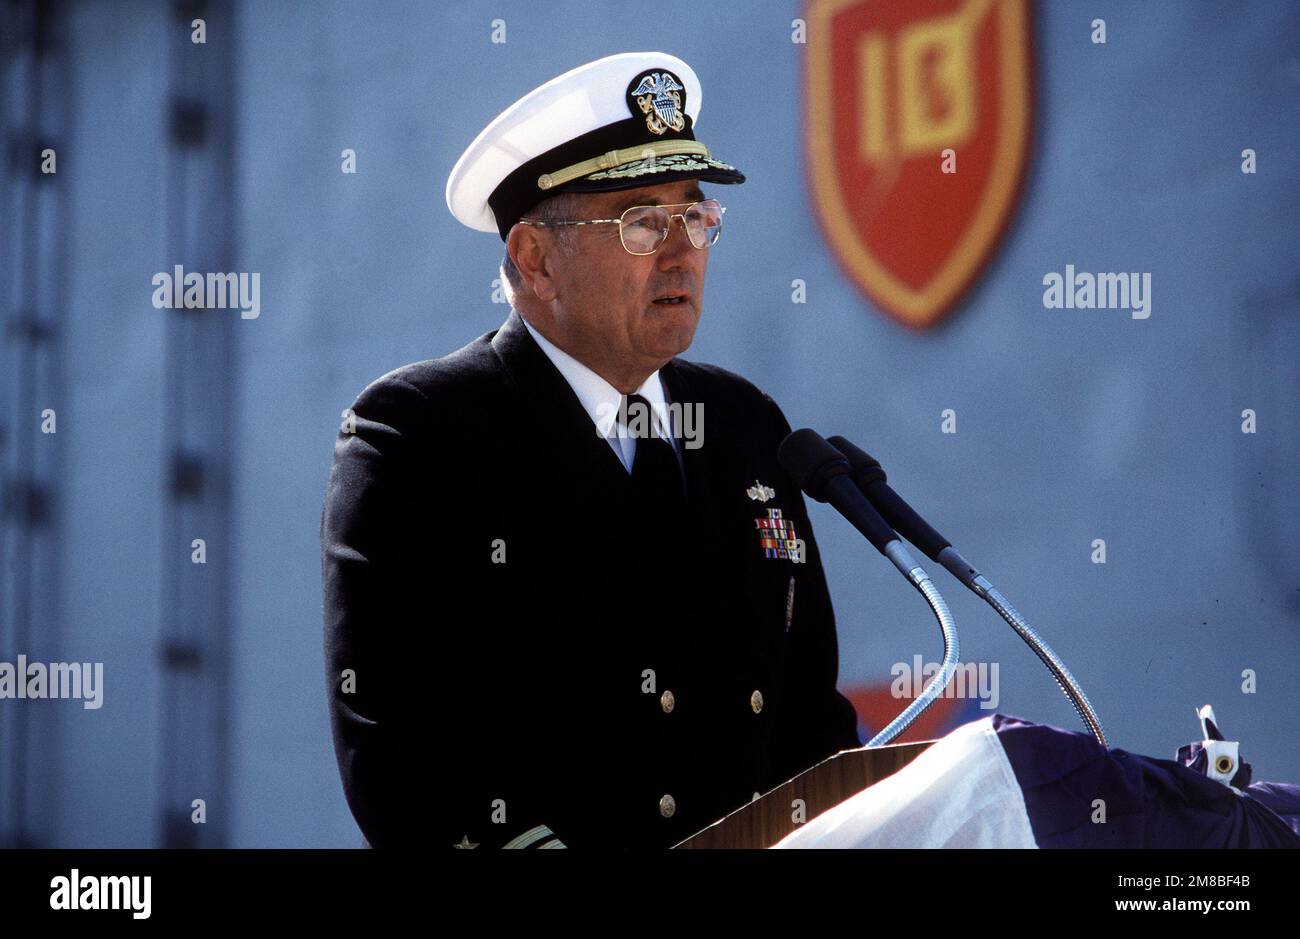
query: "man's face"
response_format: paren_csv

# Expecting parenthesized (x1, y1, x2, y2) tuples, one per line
(531, 179, 713, 383)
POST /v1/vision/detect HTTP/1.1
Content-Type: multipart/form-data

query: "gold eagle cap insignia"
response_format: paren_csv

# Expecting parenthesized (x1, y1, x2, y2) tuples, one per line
(630, 71, 686, 135)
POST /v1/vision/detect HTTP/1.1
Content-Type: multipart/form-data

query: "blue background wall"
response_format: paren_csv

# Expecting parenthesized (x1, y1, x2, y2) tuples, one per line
(1, 0, 1296, 847)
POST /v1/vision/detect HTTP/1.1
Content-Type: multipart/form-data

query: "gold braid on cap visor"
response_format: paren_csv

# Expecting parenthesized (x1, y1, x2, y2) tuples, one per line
(537, 140, 712, 190)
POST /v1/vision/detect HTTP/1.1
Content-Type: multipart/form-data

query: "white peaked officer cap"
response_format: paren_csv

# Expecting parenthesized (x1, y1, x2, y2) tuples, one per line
(446, 51, 745, 240)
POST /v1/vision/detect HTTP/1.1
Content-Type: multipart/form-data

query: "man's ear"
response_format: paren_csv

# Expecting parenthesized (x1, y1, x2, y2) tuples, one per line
(507, 224, 559, 303)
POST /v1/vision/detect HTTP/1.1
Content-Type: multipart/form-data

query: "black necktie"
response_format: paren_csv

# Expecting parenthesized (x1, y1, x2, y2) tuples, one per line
(620, 393, 686, 507)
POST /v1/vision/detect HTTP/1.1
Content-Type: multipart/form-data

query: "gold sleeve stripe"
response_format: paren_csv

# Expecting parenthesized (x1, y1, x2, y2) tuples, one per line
(502, 824, 554, 849)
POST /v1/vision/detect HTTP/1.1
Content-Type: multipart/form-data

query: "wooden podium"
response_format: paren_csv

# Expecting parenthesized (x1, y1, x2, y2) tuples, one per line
(675, 740, 936, 849)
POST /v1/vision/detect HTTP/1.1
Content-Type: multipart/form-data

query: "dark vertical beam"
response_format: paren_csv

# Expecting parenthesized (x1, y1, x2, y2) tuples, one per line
(156, 0, 238, 848)
(0, 0, 69, 850)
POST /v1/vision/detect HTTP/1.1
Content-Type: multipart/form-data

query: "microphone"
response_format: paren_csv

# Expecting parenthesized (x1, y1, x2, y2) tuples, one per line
(778, 428, 959, 747)
(826, 435, 980, 591)
(776, 428, 899, 558)
(825, 434, 1108, 749)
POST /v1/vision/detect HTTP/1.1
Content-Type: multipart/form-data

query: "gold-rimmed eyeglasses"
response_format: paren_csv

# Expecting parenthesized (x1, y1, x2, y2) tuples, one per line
(517, 198, 726, 256)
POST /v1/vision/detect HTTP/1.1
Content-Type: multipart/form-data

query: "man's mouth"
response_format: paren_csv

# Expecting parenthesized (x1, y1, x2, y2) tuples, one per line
(653, 292, 689, 306)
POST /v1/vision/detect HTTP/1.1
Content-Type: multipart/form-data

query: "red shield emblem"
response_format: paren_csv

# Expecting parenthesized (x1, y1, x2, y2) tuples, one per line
(805, 0, 1032, 329)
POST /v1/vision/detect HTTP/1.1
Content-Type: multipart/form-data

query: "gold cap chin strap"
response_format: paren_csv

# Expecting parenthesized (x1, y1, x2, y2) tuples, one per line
(537, 140, 711, 191)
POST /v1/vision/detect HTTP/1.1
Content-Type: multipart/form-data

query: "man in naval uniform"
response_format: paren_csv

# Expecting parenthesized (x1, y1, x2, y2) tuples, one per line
(321, 51, 861, 850)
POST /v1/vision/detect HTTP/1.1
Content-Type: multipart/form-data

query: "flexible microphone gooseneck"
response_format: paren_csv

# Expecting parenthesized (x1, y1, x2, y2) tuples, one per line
(778, 428, 958, 747)
(826, 434, 1108, 749)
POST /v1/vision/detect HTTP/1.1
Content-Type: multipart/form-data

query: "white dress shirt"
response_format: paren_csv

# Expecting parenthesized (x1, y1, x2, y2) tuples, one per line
(521, 314, 681, 474)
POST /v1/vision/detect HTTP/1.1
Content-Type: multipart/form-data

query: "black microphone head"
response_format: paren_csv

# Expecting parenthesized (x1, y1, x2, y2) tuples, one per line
(827, 435, 887, 486)
(828, 433, 952, 561)
(778, 428, 851, 503)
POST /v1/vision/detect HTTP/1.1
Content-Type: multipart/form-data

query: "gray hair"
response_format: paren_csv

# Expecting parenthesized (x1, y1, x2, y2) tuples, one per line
(501, 190, 586, 297)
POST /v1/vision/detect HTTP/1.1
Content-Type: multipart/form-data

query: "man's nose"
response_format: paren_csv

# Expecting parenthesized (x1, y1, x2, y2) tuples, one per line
(657, 214, 696, 265)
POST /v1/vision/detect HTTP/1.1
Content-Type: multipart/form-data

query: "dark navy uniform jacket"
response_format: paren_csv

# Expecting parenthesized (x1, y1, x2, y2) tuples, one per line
(320, 308, 861, 849)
